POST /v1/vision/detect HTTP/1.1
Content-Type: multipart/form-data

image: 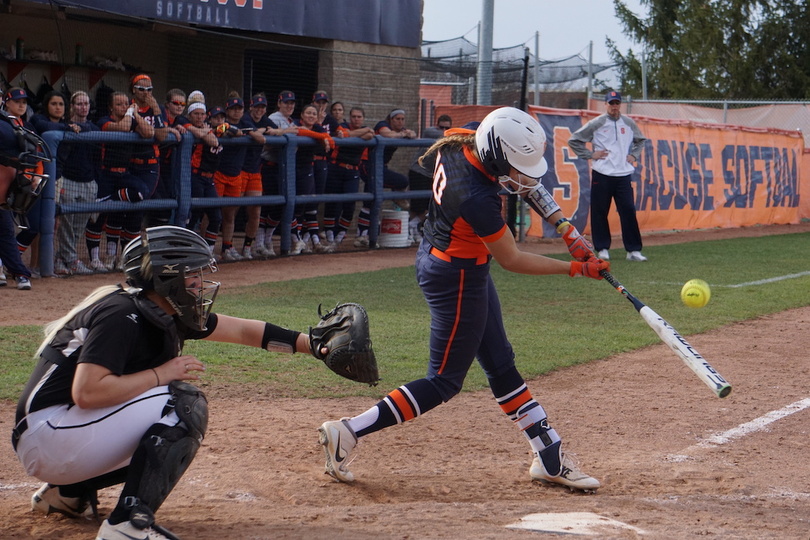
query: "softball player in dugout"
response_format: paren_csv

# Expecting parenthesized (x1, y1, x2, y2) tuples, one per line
(12, 226, 329, 540)
(319, 107, 609, 492)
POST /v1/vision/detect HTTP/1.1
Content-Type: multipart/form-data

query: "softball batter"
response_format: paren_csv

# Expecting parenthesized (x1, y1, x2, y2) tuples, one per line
(319, 107, 609, 491)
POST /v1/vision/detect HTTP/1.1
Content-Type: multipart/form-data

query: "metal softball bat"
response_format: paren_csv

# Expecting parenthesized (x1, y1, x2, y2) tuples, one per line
(601, 270, 732, 398)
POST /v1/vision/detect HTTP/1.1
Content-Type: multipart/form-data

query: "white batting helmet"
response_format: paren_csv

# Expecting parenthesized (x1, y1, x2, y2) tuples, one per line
(475, 107, 548, 180)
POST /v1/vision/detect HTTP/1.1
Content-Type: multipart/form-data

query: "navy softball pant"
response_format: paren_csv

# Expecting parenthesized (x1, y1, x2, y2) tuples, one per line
(415, 241, 516, 401)
(590, 169, 643, 252)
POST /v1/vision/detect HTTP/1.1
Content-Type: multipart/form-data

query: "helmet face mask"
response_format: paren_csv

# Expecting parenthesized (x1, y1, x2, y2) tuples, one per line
(497, 172, 541, 196)
(475, 107, 548, 182)
(123, 226, 220, 330)
(156, 264, 219, 331)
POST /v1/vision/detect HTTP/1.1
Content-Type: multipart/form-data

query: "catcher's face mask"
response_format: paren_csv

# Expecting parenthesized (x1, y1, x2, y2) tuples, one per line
(153, 262, 220, 331)
(6, 163, 48, 216)
(0, 110, 51, 225)
(175, 265, 221, 331)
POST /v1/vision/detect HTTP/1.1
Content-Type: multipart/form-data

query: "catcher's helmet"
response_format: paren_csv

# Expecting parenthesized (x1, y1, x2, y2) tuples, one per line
(474, 107, 548, 193)
(1, 110, 51, 224)
(122, 226, 219, 330)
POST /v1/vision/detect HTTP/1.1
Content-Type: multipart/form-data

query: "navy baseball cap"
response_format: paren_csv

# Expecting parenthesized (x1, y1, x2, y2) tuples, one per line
(605, 90, 622, 103)
(278, 91, 295, 103)
(226, 97, 244, 109)
(250, 95, 268, 107)
(208, 106, 225, 117)
(4, 87, 27, 101)
(312, 91, 329, 103)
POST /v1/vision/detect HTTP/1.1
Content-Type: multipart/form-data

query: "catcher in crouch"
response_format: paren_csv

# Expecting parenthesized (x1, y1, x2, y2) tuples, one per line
(318, 107, 610, 492)
(12, 225, 370, 540)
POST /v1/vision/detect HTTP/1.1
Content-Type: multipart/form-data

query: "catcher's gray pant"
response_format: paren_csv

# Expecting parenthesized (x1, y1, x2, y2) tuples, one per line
(55, 176, 97, 264)
(14, 386, 179, 485)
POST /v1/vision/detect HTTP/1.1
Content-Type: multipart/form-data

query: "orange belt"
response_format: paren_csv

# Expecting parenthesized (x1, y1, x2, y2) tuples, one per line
(193, 168, 214, 179)
(103, 167, 127, 173)
(314, 155, 328, 161)
(131, 158, 158, 165)
(429, 246, 490, 266)
(331, 161, 359, 170)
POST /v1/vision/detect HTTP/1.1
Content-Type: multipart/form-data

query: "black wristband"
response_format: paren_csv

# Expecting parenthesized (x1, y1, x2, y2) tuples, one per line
(554, 218, 569, 229)
(261, 322, 300, 353)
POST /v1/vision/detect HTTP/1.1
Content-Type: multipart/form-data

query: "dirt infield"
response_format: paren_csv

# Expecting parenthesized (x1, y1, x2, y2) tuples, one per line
(2, 223, 809, 539)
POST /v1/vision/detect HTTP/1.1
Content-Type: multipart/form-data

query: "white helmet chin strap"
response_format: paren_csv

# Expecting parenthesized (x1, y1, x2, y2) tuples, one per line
(498, 172, 541, 195)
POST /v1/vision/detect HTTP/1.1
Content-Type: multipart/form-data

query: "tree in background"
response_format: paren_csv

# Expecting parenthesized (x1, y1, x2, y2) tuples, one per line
(749, 0, 810, 99)
(608, 0, 810, 100)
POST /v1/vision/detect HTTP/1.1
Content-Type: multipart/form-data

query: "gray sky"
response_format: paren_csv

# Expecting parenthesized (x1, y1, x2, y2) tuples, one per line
(421, 0, 644, 63)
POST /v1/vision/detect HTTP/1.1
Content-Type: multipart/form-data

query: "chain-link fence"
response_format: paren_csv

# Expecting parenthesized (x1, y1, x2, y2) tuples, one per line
(619, 99, 810, 148)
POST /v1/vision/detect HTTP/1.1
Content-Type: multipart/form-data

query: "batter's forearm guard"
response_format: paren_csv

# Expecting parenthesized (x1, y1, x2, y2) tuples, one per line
(524, 184, 561, 219)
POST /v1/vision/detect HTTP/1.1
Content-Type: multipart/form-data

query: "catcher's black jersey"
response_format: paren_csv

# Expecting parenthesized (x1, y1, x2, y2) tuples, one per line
(423, 145, 508, 259)
(16, 289, 214, 423)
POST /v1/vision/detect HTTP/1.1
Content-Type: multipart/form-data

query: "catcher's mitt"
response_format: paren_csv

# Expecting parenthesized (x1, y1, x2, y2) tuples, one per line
(309, 303, 379, 386)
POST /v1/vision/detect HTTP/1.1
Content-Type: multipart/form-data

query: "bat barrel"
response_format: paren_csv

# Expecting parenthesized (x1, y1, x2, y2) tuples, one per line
(606, 273, 732, 399)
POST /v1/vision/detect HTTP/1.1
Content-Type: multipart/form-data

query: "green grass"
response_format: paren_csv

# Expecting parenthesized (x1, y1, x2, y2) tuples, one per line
(1, 232, 808, 401)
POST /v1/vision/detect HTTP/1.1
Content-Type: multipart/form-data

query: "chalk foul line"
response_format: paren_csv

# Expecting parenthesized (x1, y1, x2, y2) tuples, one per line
(725, 271, 810, 288)
(652, 271, 810, 289)
(667, 397, 810, 462)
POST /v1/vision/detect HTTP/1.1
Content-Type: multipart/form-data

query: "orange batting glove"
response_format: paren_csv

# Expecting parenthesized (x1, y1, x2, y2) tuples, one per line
(559, 221, 595, 262)
(569, 257, 610, 279)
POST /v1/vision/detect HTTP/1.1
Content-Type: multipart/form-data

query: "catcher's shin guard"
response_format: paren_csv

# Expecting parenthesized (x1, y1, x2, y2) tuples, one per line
(126, 382, 208, 512)
(169, 380, 208, 441)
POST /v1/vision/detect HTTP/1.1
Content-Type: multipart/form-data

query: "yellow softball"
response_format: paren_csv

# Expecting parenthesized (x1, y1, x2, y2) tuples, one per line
(681, 279, 711, 308)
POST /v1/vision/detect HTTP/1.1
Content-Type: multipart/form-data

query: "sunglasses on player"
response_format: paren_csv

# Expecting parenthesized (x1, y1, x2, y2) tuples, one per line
(134, 86, 153, 92)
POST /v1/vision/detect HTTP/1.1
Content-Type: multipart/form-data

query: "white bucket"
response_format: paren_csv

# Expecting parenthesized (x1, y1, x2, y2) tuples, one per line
(378, 210, 411, 248)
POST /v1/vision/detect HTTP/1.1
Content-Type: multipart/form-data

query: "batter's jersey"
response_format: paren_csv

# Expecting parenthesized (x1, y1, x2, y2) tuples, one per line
(422, 145, 507, 259)
(15, 289, 215, 424)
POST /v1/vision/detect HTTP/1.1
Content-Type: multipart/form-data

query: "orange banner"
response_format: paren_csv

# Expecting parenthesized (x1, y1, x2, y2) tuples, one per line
(526, 105, 804, 238)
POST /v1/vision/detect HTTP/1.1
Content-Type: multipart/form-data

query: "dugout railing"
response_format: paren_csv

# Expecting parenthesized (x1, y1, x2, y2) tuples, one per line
(36, 132, 435, 277)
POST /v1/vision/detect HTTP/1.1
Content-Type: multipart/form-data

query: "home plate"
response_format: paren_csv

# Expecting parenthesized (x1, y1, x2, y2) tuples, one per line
(506, 512, 646, 536)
